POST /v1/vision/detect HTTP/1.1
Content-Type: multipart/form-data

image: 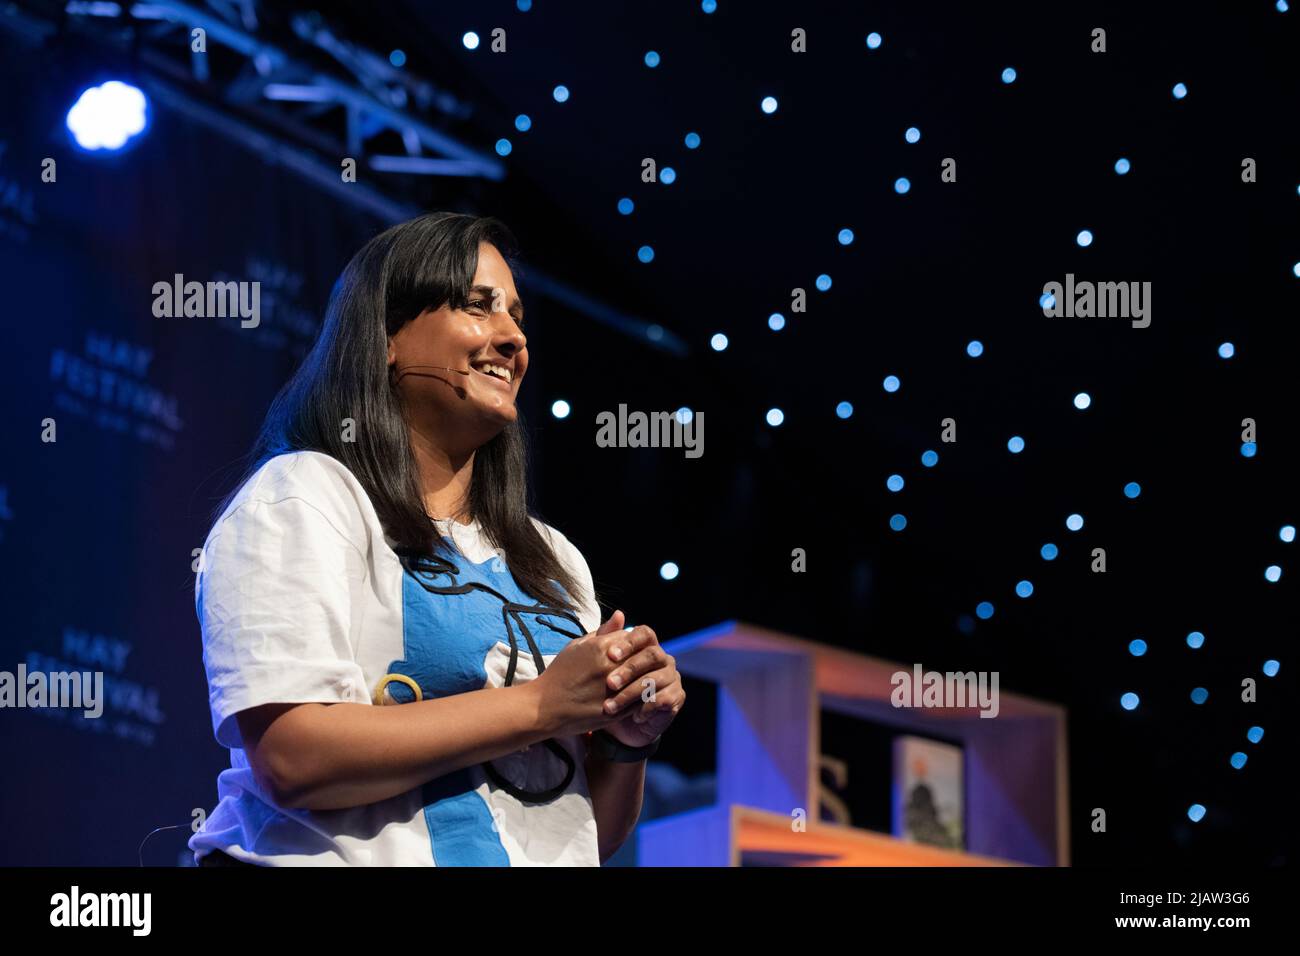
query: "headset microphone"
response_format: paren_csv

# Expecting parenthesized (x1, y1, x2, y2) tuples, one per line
(387, 364, 475, 398)
(387, 364, 475, 387)
(392, 364, 472, 381)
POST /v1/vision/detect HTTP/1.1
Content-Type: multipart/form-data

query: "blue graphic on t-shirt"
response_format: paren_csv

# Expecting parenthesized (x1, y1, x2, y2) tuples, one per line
(379, 538, 584, 866)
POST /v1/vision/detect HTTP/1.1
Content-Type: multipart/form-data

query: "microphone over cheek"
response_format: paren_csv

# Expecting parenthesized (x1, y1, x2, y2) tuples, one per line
(394, 364, 471, 376)
(389, 365, 473, 398)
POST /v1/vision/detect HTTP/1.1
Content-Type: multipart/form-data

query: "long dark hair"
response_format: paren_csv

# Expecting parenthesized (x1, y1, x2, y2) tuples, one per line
(221, 212, 583, 613)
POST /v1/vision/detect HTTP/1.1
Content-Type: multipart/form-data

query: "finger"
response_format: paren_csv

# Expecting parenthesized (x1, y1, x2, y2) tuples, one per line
(605, 664, 678, 714)
(631, 685, 684, 724)
(571, 610, 623, 650)
(603, 623, 658, 663)
(606, 644, 668, 692)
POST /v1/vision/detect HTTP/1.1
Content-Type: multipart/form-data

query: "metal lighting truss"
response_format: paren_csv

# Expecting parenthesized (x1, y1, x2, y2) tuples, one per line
(0, 0, 687, 353)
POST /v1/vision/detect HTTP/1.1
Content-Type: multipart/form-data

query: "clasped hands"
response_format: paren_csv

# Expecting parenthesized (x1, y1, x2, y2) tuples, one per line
(584, 609, 684, 749)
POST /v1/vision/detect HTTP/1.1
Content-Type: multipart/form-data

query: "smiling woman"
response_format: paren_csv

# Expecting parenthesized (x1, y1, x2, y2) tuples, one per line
(188, 212, 684, 866)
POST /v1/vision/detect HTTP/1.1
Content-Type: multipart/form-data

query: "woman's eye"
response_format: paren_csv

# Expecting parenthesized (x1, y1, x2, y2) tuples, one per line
(465, 299, 523, 328)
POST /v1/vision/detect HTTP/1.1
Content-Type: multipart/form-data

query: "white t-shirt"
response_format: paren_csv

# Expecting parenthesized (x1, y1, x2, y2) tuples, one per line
(188, 450, 603, 866)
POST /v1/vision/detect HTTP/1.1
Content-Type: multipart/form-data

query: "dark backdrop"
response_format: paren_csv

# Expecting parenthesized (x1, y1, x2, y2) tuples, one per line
(0, 0, 1294, 866)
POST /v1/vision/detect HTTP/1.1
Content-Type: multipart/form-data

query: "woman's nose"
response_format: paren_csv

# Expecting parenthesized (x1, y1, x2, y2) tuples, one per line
(492, 311, 526, 352)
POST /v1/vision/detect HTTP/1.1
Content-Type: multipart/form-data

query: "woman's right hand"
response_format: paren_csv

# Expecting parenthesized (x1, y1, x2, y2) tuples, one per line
(529, 609, 658, 738)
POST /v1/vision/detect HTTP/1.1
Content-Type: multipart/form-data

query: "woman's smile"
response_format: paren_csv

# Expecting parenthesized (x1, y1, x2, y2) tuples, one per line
(469, 358, 515, 389)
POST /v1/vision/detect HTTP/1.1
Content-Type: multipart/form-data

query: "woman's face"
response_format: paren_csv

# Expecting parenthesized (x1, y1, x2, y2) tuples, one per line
(387, 242, 528, 450)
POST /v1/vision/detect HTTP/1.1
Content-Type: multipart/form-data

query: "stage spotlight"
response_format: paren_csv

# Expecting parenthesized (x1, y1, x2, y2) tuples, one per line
(617, 197, 634, 215)
(1264, 564, 1282, 582)
(816, 274, 832, 291)
(836, 401, 854, 419)
(389, 50, 406, 67)
(967, 339, 984, 357)
(1007, 435, 1025, 454)
(1001, 67, 1017, 84)
(517, 0, 532, 10)
(866, 32, 882, 49)
(550, 399, 571, 419)
(495, 138, 512, 156)
(1230, 752, 1248, 769)
(1040, 291, 1056, 310)
(1241, 442, 1257, 457)
(1016, 580, 1034, 598)
(1186, 804, 1205, 822)
(1124, 481, 1141, 499)
(905, 126, 921, 143)
(1218, 341, 1234, 358)
(1186, 631, 1205, 649)
(838, 228, 854, 245)
(894, 177, 911, 194)
(883, 374, 900, 392)
(976, 601, 994, 619)
(890, 513, 907, 531)
(462, 32, 480, 50)
(768, 313, 785, 331)
(1114, 157, 1131, 175)
(766, 408, 784, 426)
(1076, 229, 1093, 247)
(1172, 82, 1188, 99)
(637, 245, 654, 263)
(66, 80, 149, 151)
(1074, 391, 1091, 409)
(761, 96, 778, 114)
(1280, 524, 1296, 543)
(644, 51, 661, 68)
(1041, 543, 1058, 560)
(553, 85, 570, 103)
(660, 167, 677, 184)
(1129, 638, 1147, 656)
(685, 131, 701, 148)
(887, 474, 904, 492)
(515, 114, 532, 131)
(1190, 687, 1208, 704)
(1120, 692, 1139, 711)
(921, 450, 938, 467)
(659, 561, 679, 581)
(702, 0, 717, 12)
(1066, 513, 1084, 531)
(1247, 726, 1264, 743)
(710, 332, 729, 351)
(1263, 659, 1280, 676)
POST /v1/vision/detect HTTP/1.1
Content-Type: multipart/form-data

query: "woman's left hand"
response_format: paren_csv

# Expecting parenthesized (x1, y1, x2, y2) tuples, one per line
(597, 613, 685, 748)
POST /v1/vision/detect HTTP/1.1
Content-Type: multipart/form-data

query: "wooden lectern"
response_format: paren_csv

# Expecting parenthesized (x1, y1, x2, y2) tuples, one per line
(638, 621, 1069, 866)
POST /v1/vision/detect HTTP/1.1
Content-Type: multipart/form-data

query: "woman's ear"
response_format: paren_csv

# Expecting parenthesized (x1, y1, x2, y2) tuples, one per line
(386, 336, 397, 368)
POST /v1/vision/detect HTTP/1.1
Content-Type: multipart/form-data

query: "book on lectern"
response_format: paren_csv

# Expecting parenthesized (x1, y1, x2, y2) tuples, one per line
(892, 735, 965, 850)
